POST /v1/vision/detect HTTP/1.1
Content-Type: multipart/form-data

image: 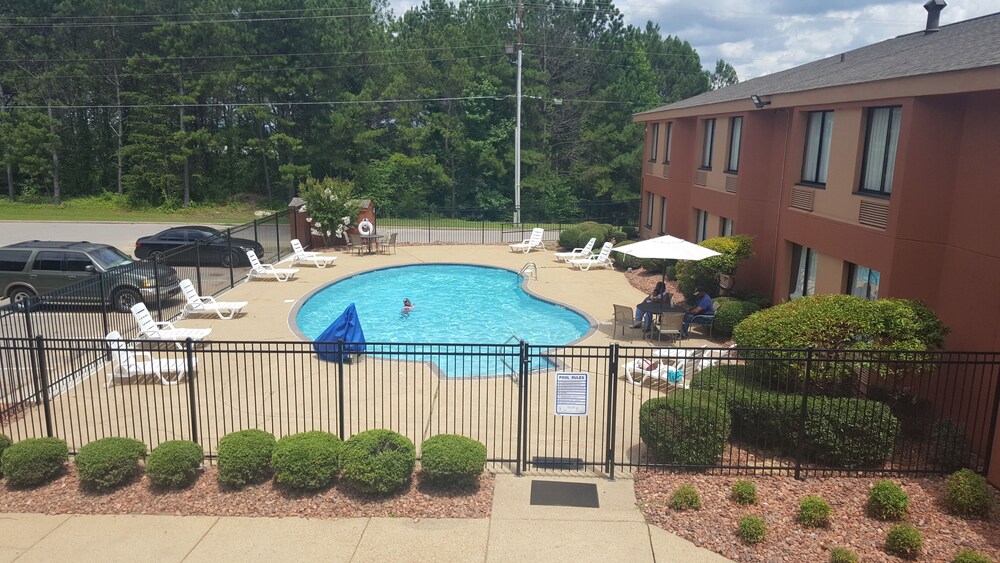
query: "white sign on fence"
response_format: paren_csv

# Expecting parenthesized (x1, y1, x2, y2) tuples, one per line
(555, 372, 589, 416)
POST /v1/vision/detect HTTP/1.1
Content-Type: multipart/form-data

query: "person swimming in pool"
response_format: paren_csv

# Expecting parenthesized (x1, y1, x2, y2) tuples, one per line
(401, 298, 414, 317)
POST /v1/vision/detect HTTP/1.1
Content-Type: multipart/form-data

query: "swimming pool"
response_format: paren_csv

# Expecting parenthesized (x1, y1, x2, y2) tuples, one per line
(294, 264, 593, 376)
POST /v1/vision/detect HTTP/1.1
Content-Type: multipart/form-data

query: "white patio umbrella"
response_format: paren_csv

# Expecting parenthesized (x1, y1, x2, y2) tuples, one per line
(612, 235, 721, 261)
(612, 235, 721, 281)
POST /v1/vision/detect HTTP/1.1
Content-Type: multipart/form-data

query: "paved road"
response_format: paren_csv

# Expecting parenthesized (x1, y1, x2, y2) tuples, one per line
(0, 221, 185, 256)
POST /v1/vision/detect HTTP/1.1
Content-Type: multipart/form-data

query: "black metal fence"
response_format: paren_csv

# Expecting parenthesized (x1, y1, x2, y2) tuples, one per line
(376, 200, 640, 246)
(3, 338, 997, 479)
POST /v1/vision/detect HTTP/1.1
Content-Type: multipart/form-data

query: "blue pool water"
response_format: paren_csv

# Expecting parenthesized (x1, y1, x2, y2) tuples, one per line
(295, 264, 592, 377)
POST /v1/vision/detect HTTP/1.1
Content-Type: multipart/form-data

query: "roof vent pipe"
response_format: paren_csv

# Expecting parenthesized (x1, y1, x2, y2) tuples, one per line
(924, 0, 945, 33)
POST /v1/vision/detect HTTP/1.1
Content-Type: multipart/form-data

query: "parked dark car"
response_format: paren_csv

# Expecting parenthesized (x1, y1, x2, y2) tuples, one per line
(0, 241, 180, 312)
(134, 226, 264, 268)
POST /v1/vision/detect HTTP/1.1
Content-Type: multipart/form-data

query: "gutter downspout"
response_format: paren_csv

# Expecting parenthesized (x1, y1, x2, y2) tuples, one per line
(769, 108, 792, 302)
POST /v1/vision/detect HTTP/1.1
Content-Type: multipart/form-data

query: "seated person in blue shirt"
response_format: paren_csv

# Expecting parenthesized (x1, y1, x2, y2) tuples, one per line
(633, 281, 668, 331)
(681, 287, 715, 338)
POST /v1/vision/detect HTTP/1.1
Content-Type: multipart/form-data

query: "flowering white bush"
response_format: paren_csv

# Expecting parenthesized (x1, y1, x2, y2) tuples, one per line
(298, 177, 363, 243)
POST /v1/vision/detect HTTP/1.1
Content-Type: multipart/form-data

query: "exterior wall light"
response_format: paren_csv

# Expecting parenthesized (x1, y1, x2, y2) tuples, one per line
(750, 95, 771, 109)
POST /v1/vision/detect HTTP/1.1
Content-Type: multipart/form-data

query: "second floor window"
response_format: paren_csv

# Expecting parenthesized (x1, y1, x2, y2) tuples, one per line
(726, 117, 743, 173)
(802, 110, 833, 185)
(695, 209, 708, 242)
(649, 123, 659, 162)
(860, 106, 901, 195)
(701, 119, 715, 169)
(664, 122, 673, 164)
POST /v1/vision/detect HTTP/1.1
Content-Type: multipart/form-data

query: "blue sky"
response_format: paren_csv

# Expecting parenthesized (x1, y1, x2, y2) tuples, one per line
(390, 1, 997, 80)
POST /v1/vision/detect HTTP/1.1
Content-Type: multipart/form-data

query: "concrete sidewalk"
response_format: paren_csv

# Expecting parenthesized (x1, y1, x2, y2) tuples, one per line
(0, 475, 730, 562)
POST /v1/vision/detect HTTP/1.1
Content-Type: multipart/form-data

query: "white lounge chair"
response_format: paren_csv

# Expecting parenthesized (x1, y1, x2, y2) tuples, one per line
(509, 228, 545, 253)
(554, 237, 596, 262)
(105, 330, 194, 387)
(290, 239, 337, 268)
(568, 242, 614, 271)
(246, 250, 299, 282)
(131, 302, 212, 348)
(623, 357, 685, 387)
(179, 279, 247, 320)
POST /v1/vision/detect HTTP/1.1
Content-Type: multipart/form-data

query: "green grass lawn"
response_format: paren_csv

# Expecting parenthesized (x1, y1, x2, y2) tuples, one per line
(0, 199, 264, 224)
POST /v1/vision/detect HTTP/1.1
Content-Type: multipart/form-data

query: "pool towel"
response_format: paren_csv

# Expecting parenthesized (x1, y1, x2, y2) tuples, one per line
(313, 303, 367, 363)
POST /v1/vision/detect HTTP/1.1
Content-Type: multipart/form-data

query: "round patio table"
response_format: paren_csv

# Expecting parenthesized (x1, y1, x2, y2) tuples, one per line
(359, 233, 385, 255)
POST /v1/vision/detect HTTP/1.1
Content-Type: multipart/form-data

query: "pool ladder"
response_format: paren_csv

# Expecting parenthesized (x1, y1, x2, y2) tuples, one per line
(518, 262, 538, 281)
(501, 335, 524, 383)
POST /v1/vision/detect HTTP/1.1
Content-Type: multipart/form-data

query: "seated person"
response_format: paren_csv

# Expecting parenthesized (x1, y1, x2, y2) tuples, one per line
(681, 287, 715, 338)
(633, 281, 668, 331)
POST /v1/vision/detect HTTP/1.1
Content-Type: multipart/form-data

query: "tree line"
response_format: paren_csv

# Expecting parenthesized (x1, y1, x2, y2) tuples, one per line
(0, 0, 736, 218)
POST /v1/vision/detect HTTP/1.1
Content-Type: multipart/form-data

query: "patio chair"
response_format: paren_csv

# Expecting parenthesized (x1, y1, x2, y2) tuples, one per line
(105, 330, 194, 387)
(246, 250, 299, 282)
(290, 238, 337, 268)
(554, 237, 596, 262)
(130, 302, 212, 349)
(509, 228, 545, 253)
(654, 312, 684, 344)
(348, 233, 364, 256)
(379, 233, 398, 255)
(179, 279, 247, 320)
(612, 304, 639, 339)
(623, 357, 685, 387)
(568, 242, 614, 271)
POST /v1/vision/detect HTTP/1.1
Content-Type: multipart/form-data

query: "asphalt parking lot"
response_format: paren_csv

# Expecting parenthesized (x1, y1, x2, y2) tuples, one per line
(0, 221, 208, 256)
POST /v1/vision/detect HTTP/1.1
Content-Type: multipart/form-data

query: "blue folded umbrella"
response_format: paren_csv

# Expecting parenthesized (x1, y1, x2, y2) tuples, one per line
(313, 303, 366, 363)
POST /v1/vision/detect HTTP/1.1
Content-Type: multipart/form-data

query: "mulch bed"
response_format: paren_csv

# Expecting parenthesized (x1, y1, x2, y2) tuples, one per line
(635, 470, 1000, 562)
(0, 466, 493, 520)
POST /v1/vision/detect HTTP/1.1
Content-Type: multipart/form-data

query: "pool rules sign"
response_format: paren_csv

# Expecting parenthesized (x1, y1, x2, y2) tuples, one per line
(554, 372, 589, 416)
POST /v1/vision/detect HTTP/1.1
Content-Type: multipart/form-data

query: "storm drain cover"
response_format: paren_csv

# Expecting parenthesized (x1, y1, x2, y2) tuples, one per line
(529, 480, 600, 508)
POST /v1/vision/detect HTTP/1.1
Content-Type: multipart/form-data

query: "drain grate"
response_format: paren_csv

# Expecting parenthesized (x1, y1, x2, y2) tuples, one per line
(531, 456, 584, 470)
(529, 480, 600, 508)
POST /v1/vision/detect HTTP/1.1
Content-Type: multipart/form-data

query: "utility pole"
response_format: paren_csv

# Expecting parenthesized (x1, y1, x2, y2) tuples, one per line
(513, 0, 523, 225)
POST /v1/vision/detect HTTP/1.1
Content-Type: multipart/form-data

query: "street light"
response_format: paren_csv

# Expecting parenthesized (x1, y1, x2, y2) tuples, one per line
(513, 0, 523, 225)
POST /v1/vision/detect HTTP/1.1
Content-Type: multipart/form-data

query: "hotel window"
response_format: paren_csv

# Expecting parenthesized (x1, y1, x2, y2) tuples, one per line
(847, 263, 880, 300)
(664, 122, 673, 164)
(789, 243, 818, 300)
(649, 123, 659, 162)
(726, 117, 743, 173)
(645, 192, 654, 228)
(695, 209, 708, 242)
(720, 217, 733, 237)
(659, 196, 667, 234)
(801, 110, 833, 185)
(700, 119, 715, 169)
(859, 106, 901, 195)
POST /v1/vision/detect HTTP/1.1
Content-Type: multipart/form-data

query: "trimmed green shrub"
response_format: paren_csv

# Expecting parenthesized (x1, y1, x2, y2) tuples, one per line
(945, 469, 993, 519)
(712, 300, 761, 336)
(420, 434, 486, 486)
(675, 235, 754, 301)
(929, 420, 969, 471)
(146, 441, 204, 489)
(639, 258, 676, 279)
(557, 221, 615, 251)
(885, 524, 923, 560)
(0, 434, 11, 477)
(798, 495, 832, 527)
(341, 429, 416, 495)
(829, 547, 858, 563)
(732, 480, 757, 505)
(0, 438, 69, 487)
(867, 480, 909, 520)
(75, 437, 146, 490)
(738, 515, 766, 544)
(668, 484, 702, 510)
(217, 429, 276, 488)
(639, 391, 731, 466)
(953, 549, 993, 563)
(272, 431, 342, 490)
(868, 387, 935, 438)
(732, 290, 771, 309)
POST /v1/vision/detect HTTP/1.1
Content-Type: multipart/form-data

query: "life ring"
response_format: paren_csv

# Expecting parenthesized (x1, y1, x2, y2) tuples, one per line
(358, 220, 373, 236)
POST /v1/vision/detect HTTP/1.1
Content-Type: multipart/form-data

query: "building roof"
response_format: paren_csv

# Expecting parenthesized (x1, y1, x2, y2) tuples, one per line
(635, 10, 1000, 116)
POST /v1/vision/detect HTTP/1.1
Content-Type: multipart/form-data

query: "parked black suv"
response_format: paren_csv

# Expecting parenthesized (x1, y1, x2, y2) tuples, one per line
(0, 241, 181, 312)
